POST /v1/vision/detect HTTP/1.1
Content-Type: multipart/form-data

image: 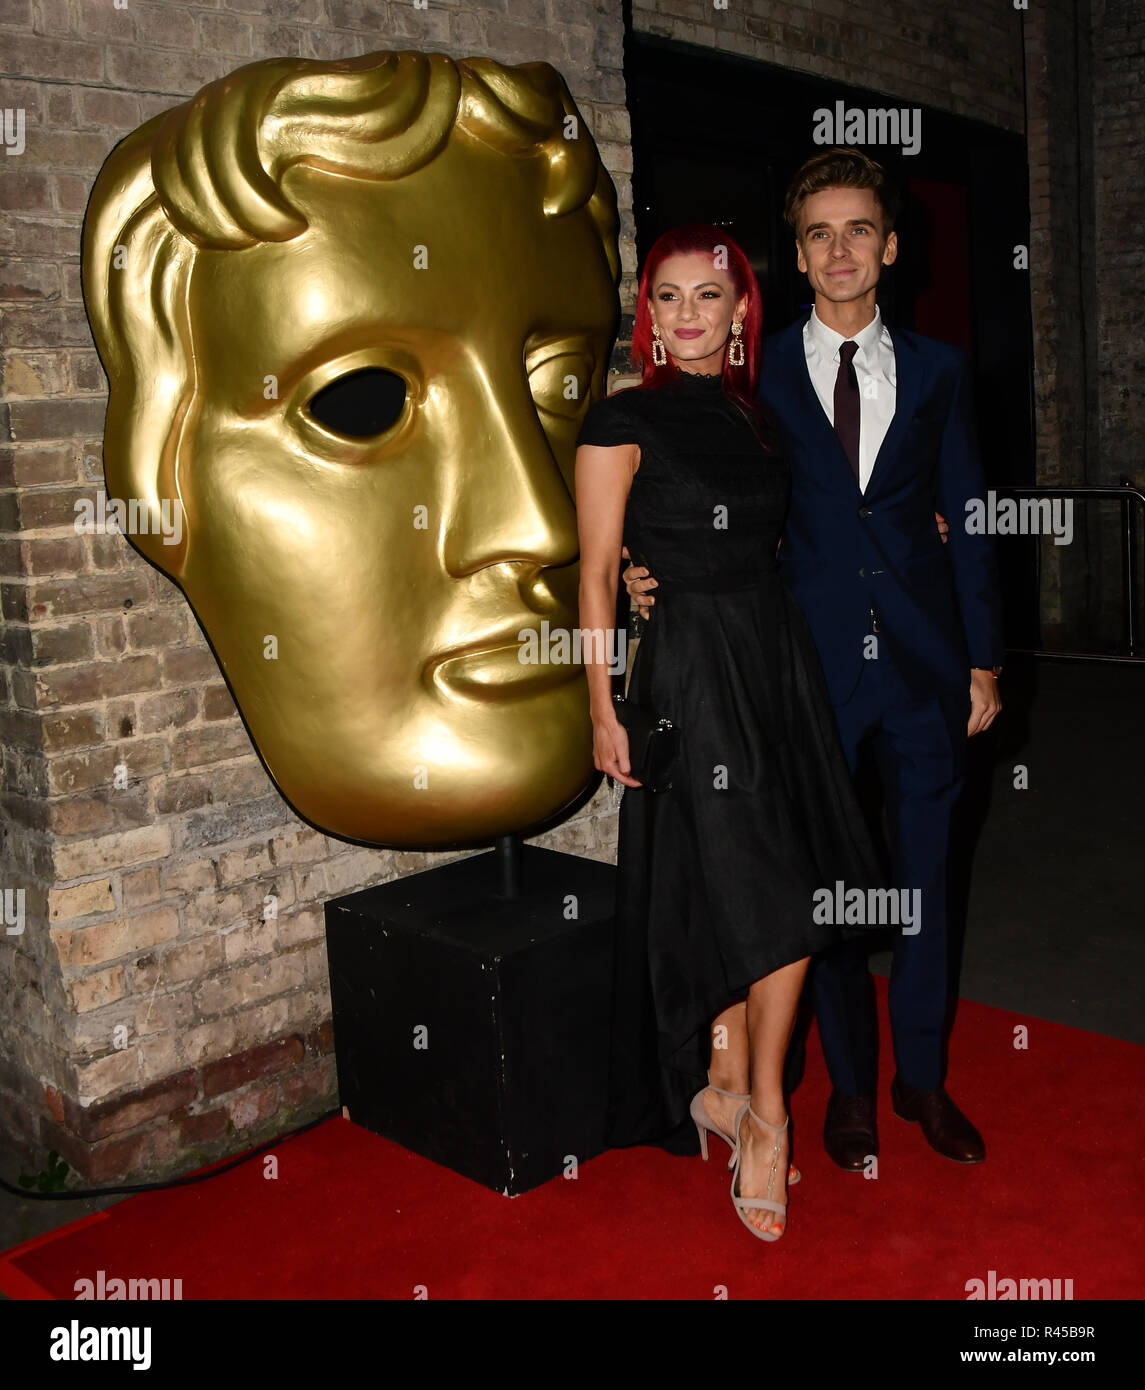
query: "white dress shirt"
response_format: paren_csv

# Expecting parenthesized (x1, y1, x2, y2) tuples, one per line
(802, 305, 897, 493)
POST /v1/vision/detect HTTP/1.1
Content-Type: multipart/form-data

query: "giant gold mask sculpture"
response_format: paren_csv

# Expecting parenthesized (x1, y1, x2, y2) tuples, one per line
(82, 51, 620, 847)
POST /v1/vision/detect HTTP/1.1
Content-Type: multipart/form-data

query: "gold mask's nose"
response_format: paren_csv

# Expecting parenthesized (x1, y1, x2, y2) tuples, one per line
(438, 371, 581, 580)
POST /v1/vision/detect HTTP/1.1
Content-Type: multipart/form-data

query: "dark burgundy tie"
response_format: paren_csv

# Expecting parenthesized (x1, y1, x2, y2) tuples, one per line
(833, 340, 860, 482)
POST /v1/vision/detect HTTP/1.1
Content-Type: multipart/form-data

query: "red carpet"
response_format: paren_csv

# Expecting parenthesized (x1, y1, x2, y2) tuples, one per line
(3, 983, 1142, 1300)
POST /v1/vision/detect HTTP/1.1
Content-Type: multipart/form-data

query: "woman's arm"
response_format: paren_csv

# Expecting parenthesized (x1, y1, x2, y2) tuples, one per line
(575, 440, 643, 788)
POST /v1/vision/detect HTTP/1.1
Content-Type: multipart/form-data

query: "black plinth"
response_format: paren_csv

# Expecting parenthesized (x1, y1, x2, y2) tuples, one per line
(324, 845, 616, 1195)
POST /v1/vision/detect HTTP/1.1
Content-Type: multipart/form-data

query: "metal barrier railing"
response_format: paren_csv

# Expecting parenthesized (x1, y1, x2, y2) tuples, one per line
(993, 480, 1144, 664)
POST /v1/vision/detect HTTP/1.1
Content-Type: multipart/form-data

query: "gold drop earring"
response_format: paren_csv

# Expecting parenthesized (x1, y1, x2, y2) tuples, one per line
(728, 319, 745, 367)
(652, 321, 667, 367)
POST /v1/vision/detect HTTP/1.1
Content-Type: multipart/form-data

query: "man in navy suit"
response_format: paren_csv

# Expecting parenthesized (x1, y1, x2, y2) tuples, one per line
(626, 149, 1003, 1167)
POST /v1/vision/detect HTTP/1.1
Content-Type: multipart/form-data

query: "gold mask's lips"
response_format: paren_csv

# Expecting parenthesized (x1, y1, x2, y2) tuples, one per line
(429, 619, 583, 702)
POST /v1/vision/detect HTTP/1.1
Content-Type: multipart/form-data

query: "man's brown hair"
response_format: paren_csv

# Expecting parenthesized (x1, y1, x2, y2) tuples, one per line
(783, 148, 900, 236)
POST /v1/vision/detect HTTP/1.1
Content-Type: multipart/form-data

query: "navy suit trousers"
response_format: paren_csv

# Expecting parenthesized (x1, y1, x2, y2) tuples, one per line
(811, 649, 969, 1094)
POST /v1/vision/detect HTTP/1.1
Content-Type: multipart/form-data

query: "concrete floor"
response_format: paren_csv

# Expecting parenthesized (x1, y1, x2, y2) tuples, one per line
(870, 656, 1145, 1044)
(2, 657, 1142, 1264)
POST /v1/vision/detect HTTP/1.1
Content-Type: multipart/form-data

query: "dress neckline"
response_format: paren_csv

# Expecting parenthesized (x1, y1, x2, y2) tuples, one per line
(672, 369, 723, 389)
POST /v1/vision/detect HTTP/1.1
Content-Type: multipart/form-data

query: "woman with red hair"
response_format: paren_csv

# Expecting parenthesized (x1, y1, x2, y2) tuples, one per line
(575, 225, 880, 1241)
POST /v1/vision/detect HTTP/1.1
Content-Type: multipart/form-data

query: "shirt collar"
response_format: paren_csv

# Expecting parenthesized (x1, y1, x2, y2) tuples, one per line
(806, 304, 886, 361)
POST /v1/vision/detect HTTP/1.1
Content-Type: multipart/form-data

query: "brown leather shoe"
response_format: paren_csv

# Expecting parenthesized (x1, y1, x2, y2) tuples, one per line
(890, 1076, 985, 1163)
(823, 1088, 878, 1171)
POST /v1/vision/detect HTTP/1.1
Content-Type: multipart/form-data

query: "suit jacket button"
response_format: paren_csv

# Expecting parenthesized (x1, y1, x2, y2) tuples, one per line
(859, 506, 872, 517)
(858, 567, 866, 578)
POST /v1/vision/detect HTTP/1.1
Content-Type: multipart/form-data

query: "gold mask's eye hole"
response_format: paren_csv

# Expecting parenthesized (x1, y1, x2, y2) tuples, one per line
(306, 368, 407, 439)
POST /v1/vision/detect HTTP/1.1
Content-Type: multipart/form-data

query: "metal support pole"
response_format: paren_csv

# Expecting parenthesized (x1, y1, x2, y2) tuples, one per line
(495, 833, 521, 899)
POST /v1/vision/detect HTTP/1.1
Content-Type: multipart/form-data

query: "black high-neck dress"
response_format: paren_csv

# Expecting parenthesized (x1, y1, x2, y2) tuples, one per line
(577, 369, 883, 1154)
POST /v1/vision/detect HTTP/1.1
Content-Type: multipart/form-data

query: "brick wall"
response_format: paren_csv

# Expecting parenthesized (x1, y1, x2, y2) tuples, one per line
(1025, 0, 1091, 488)
(1089, 0, 1145, 648)
(1092, 0, 1144, 488)
(1023, 0, 1093, 644)
(0, 0, 632, 1184)
(631, 0, 1025, 132)
(1024, 0, 1142, 648)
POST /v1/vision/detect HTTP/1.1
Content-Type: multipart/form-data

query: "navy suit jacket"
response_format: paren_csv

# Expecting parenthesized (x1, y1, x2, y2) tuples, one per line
(760, 313, 1004, 707)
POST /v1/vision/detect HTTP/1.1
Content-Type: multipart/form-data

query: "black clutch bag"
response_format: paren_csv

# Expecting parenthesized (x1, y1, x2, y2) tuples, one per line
(612, 692, 679, 793)
(612, 551, 679, 791)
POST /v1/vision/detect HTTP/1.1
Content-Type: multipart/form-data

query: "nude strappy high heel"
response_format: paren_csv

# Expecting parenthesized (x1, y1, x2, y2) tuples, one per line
(690, 1081, 749, 1163)
(729, 1101, 790, 1242)
(690, 1081, 800, 1183)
